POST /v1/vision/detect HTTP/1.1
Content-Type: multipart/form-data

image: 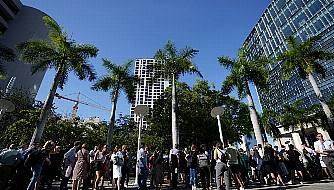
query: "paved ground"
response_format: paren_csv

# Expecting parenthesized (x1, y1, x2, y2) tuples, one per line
(52, 179, 334, 189)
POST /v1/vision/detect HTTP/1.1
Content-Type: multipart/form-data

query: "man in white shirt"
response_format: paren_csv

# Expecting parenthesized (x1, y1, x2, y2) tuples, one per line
(314, 133, 334, 179)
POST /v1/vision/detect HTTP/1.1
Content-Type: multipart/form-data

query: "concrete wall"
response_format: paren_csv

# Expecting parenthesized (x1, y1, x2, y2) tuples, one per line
(0, 5, 50, 98)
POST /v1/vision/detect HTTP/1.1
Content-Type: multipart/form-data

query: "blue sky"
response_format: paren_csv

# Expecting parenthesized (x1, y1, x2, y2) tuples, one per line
(22, 0, 271, 121)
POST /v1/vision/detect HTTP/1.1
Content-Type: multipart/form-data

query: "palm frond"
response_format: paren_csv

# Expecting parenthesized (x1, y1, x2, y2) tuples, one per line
(42, 16, 63, 44)
(17, 40, 56, 67)
(73, 44, 99, 59)
(57, 66, 69, 89)
(0, 44, 15, 62)
(0, 65, 6, 80)
(286, 36, 298, 49)
(92, 76, 117, 91)
(218, 56, 235, 69)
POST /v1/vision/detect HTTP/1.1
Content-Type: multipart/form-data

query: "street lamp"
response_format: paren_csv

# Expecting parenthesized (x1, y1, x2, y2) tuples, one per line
(211, 106, 225, 147)
(134, 105, 149, 186)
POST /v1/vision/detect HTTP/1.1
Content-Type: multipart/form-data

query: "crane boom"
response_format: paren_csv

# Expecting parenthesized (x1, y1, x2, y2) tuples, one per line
(55, 93, 111, 112)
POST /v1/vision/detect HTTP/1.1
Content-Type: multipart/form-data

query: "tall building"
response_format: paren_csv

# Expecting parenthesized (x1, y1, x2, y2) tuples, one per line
(244, 0, 334, 113)
(130, 59, 169, 127)
(0, 0, 51, 98)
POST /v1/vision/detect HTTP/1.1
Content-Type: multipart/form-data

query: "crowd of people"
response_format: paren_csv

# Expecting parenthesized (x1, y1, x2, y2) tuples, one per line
(0, 132, 334, 190)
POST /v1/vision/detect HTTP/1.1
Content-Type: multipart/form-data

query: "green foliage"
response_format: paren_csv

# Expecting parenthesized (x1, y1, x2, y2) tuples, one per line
(152, 40, 202, 81)
(17, 16, 98, 89)
(277, 35, 334, 80)
(92, 59, 137, 103)
(147, 80, 253, 149)
(0, 37, 15, 80)
(261, 109, 281, 139)
(277, 99, 329, 136)
(218, 47, 271, 98)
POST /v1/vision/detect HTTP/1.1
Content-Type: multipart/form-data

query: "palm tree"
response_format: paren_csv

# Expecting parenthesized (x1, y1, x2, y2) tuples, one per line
(92, 59, 137, 147)
(280, 100, 323, 145)
(261, 109, 282, 146)
(153, 41, 202, 148)
(277, 35, 334, 129)
(0, 43, 15, 80)
(17, 16, 98, 146)
(218, 47, 271, 146)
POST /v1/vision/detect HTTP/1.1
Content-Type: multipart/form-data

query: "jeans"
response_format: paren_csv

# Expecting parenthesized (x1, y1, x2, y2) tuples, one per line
(199, 167, 210, 188)
(215, 162, 230, 190)
(323, 156, 334, 179)
(27, 164, 43, 190)
(138, 167, 148, 189)
(189, 168, 197, 186)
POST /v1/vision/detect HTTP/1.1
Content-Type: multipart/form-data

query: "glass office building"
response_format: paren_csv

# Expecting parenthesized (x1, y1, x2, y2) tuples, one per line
(244, 0, 334, 112)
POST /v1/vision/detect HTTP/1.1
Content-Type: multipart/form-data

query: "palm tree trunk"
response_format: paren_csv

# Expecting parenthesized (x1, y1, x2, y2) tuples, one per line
(171, 74, 178, 148)
(29, 66, 62, 147)
(107, 91, 119, 148)
(245, 83, 264, 146)
(308, 73, 334, 128)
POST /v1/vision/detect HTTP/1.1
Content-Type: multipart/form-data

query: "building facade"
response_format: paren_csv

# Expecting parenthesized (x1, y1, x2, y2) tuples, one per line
(0, 0, 50, 98)
(244, 0, 334, 113)
(130, 59, 169, 127)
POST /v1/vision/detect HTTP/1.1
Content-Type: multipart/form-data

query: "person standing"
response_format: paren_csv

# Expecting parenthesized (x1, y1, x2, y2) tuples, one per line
(314, 133, 334, 179)
(238, 148, 249, 185)
(138, 144, 148, 190)
(214, 142, 230, 190)
(198, 144, 210, 190)
(60, 141, 81, 190)
(26, 140, 54, 190)
(188, 144, 198, 189)
(226, 143, 244, 190)
(169, 144, 179, 189)
(153, 148, 164, 190)
(112, 147, 124, 190)
(72, 143, 90, 190)
(286, 144, 304, 184)
(120, 145, 129, 189)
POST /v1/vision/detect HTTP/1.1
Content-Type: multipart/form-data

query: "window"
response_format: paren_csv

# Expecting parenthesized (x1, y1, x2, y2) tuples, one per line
(299, 29, 308, 40)
(324, 12, 333, 23)
(284, 7, 292, 18)
(279, 12, 287, 25)
(282, 24, 294, 37)
(288, 2, 298, 14)
(308, 0, 322, 15)
(294, 0, 304, 8)
(274, 17, 282, 27)
(269, 6, 277, 18)
(313, 18, 324, 31)
(292, 11, 307, 28)
(276, 0, 286, 10)
(321, 14, 329, 26)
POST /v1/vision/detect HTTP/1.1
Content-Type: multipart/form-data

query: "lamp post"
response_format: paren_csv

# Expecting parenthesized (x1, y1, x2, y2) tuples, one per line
(134, 105, 149, 186)
(211, 106, 225, 147)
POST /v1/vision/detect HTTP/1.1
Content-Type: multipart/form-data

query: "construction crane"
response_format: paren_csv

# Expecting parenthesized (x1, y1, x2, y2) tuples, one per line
(55, 92, 111, 119)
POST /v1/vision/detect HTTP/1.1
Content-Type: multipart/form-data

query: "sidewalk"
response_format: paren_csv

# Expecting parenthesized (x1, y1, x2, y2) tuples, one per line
(52, 178, 334, 189)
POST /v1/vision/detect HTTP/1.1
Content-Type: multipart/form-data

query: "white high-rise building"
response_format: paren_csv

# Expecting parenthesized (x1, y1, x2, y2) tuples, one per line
(130, 59, 169, 127)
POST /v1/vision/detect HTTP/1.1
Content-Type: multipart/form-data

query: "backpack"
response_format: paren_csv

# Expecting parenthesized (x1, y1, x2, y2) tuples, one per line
(24, 149, 41, 167)
(198, 153, 209, 168)
(262, 153, 272, 162)
(113, 154, 124, 166)
(218, 149, 229, 163)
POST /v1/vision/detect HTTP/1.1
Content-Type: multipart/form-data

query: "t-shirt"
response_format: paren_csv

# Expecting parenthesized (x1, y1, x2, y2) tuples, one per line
(214, 148, 228, 163)
(287, 149, 300, 162)
(314, 140, 328, 157)
(226, 147, 238, 165)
